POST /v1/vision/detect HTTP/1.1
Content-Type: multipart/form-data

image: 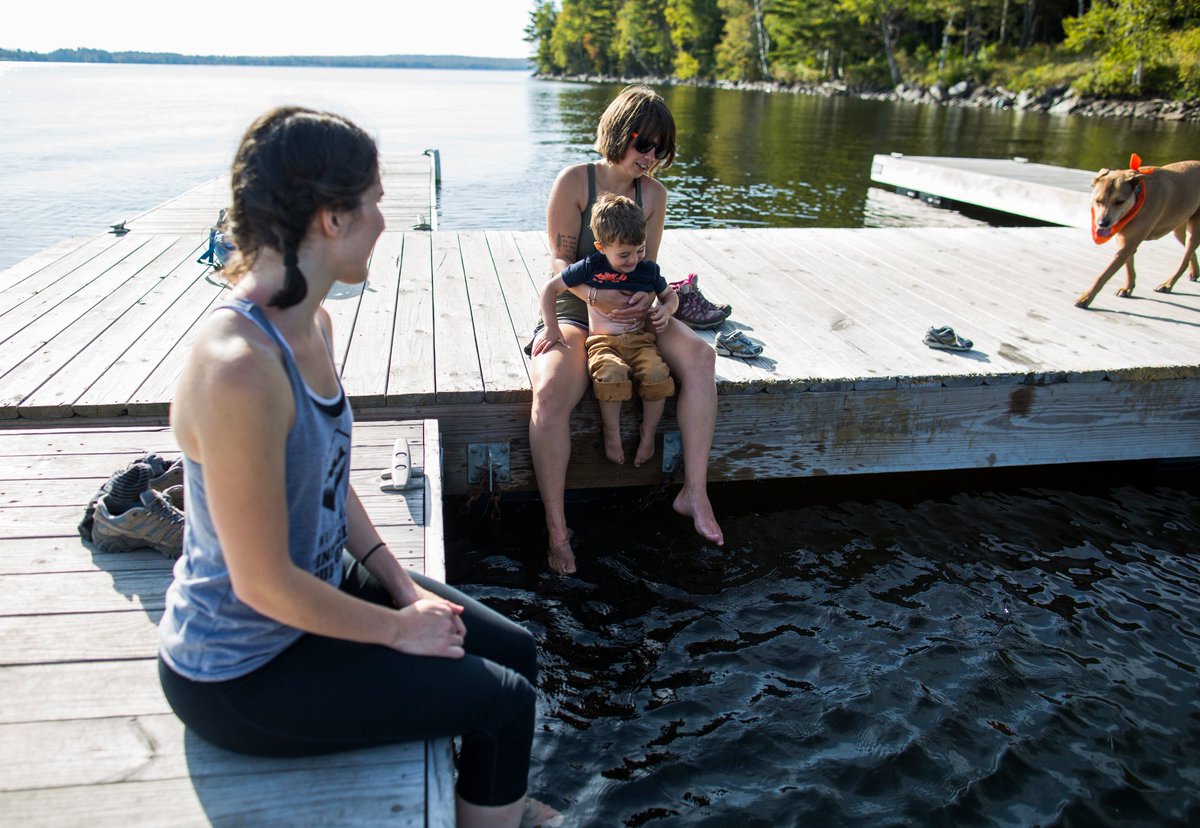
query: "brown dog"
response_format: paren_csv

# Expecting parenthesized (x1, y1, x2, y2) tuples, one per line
(1075, 157, 1200, 308)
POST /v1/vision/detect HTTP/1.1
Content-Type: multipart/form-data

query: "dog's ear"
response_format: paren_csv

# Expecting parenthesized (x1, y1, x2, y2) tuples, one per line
(1092, 169, 1110, 186)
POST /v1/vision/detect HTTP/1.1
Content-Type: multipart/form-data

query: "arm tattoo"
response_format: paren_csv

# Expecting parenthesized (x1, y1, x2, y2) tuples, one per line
(554, 233, 578, 262)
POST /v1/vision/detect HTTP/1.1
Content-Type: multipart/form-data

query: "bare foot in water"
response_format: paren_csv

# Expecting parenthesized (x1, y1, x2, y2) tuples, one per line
(547, 533, 576, 575)
(633, 428, 656, 467)
(602, 425, 625, 465)
(522, 797, 564, 828)
(674, 487, 724, 545)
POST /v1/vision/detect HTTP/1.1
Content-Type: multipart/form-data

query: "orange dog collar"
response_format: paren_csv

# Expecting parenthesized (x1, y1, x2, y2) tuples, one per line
(1092, 153, 1155, 244)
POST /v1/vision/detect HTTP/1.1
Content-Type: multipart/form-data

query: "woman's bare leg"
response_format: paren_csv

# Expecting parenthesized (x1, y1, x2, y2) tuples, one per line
(657, 320, 724, 545)
(529, 325, 590, 574)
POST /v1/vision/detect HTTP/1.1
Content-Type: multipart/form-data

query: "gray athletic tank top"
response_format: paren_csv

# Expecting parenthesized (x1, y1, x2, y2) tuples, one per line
(159, 298, 354, 681)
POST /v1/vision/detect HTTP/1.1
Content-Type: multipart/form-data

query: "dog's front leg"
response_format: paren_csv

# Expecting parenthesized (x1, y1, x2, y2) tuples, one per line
(1117, 255, 1138, 297)
(1076, 244, 1135, 308)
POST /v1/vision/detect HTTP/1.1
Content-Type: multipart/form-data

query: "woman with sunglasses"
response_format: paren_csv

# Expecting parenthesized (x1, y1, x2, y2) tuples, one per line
(531, 84, 725, 575)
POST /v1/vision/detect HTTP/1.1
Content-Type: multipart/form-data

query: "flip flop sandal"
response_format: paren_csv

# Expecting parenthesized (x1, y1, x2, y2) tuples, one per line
(714, 329, 763, 358)
(924, 325, 973, 351)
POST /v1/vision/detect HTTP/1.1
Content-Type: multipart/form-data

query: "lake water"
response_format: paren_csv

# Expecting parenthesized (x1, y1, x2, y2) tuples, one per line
(4, 63, 1199, 825)
(3, 62, 1200, 271)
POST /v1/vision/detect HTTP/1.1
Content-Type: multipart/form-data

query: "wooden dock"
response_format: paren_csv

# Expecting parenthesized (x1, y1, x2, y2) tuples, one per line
(0, 418, 454, 826)
(870, 154, 1095, 227)
(1, 223, 1198, 495)
(2, 166, 1200, 825)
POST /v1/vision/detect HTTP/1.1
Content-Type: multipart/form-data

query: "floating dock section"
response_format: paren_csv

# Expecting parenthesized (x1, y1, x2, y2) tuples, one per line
(871, 154, 1095, 227)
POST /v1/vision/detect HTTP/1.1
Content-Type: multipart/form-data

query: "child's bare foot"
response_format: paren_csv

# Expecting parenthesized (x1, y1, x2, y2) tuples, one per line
(633, 431, 656, 467)
(602, 427, 625, 465)
(674, 487, 724, 545)
(547, 533, 576, 575)
(522, 797, 564, 828)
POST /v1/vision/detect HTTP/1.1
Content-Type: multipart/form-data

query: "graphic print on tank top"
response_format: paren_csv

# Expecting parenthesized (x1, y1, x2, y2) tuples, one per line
(314, 425, 352, 582)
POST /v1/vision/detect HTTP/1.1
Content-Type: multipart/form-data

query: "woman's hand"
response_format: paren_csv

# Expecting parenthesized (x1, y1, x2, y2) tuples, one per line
(389, 597, 467, 658)
(607, 290, 654, 329)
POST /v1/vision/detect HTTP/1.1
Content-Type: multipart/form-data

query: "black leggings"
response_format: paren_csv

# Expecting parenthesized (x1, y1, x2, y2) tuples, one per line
(159, 553, 537, 807)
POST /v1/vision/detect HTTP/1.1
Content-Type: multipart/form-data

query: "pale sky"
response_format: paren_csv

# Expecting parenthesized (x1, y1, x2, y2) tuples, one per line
(3, 0, 536, 59)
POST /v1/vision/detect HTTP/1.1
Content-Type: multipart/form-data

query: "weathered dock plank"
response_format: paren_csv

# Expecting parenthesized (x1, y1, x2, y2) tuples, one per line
(0, 420, 452, 826)
(870, 154, 1095, 226)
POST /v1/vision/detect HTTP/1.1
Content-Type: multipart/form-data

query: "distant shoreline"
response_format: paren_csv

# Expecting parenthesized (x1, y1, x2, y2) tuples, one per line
(0, 48, 530, 72)
(542, 73, 1200, 124)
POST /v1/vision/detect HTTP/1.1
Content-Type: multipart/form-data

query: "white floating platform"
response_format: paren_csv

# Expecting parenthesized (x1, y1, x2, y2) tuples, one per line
(871, 154, 1096, 227)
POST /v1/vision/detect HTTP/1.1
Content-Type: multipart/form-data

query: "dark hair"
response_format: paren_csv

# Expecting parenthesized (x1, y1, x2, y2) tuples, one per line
(594, 84, 677, 171)
(590, 193, 646, 247)
(225, 106, 379, 308)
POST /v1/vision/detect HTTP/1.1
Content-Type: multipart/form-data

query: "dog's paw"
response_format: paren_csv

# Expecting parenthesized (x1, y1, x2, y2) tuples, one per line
(1074, 295, 1093, 308)
(1116, 288, 1133, 298)
(1154, 284, 1173, 294)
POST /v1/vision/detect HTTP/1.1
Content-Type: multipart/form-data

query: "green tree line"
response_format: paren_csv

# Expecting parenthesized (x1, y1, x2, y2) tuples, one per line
(524, 0, 1200, 99)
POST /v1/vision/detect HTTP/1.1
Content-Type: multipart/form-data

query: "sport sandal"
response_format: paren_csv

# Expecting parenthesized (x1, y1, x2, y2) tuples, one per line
(924, 325, 973, 351)
(714, 329, 763, 358)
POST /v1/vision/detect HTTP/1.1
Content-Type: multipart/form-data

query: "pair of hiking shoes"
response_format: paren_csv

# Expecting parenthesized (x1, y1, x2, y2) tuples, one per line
(79, 454, 185, 559)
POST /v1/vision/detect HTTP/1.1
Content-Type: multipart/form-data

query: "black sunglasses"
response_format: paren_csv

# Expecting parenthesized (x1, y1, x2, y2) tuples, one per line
(631, 131, 669, 161)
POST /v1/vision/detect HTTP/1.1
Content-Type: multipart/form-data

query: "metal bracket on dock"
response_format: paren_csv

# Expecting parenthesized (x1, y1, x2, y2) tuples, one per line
(468, 443, 510, 489)
(662, 432, 682, 475)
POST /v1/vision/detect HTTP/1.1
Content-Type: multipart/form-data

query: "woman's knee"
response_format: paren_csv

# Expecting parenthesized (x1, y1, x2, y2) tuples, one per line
(531, 367, 587, 421)
(660, 323, 716, 381)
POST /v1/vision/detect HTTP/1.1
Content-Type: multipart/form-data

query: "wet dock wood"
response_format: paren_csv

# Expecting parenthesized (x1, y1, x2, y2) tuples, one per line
(0, 419, 454, 827)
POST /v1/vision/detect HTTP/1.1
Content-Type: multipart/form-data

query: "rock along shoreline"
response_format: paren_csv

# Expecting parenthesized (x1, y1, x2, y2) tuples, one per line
(541, 74, 1200, 123)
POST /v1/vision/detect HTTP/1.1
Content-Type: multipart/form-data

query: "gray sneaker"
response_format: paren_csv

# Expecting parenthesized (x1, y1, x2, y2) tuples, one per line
(91, 488, 184, 559)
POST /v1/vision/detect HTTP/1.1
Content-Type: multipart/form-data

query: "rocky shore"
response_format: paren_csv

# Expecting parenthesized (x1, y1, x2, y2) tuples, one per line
(544, 74, 1200, 123)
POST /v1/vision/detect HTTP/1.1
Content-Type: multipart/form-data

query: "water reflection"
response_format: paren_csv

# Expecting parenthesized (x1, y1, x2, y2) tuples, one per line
(541, 83, 1200, 235)
(5, 67, 1200, 270)
(449, 461, 1200, 826)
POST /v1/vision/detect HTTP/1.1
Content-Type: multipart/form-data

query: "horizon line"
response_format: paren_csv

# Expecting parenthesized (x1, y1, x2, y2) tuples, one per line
(1, 47, 530, 62)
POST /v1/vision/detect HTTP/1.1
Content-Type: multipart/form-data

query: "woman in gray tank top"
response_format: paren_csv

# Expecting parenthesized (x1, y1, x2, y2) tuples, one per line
(158, 107, 561, 828)
(532, 85, 726, 575)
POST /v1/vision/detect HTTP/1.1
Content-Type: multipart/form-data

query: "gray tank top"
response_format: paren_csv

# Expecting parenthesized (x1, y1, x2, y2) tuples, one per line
(159, 298, 354, 681)
(577, 163, 643, 258)
(553, 164, 644, 324)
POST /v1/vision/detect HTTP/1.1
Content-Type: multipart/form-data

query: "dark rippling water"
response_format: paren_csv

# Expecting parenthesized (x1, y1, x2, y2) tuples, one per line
(447, 461, 1200, 826)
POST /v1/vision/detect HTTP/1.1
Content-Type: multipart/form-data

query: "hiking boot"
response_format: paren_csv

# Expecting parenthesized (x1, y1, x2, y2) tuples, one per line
(671, 274, 731, 329)
(79, 461, 154, 541)
(91, 488, 184, 559)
